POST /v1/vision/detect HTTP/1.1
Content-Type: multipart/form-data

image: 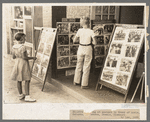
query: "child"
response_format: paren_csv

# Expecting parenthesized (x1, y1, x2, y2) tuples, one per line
(73, 16, 97, 89)
(11, 32, 36, 102)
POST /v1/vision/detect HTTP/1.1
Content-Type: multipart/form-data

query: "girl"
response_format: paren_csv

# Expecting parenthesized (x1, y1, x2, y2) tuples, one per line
(11, 32, 36, 102)
(73, 16, 97, 89)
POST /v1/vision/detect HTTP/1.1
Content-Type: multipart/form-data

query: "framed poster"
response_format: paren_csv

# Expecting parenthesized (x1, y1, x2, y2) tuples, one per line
(24, 6, 32, 18)
(14, 6, 23, 20)
(97, 25, 145, 102)
(56, 22, 80, 69)
(32, 28, 57, 83)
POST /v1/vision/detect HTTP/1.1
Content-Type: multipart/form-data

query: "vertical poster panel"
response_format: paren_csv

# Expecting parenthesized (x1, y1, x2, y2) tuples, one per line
(100, 26, 145, 90)
(32, 28, 57, 82)
(24, 19, 33, 44)
(56, 22, 80, 69)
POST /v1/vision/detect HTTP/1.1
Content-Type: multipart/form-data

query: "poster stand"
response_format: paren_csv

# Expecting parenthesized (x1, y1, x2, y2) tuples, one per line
(31, 27, 57, 91)
(95, 24, 145, 103)
(130, 72, 145, 103)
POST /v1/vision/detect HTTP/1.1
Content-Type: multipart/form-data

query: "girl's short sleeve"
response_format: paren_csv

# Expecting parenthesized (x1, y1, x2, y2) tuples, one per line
(20, 45, 27, 54)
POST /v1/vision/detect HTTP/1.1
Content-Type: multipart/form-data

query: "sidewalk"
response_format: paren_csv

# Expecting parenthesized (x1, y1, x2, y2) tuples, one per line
(3, 54, 81, 103)
(3, 54, 145, 103)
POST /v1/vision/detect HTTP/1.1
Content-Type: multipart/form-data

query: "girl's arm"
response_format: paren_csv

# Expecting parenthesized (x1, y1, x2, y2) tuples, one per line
(22, 51, 36, 60)
(12, 53, 16, 59)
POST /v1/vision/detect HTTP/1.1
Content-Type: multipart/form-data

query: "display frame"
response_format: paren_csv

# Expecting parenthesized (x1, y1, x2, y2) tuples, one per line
(95, 24, 145, 102)
(56, 22, 80, 69)
(13, 6, 24, 21)
(32, 27, 57, 88)
(92, 23, 115, 68)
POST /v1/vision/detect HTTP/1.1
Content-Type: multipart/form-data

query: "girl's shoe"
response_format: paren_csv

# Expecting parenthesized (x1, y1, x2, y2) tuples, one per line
(25, 95, 36, 102)
(19, 94, 25, 100)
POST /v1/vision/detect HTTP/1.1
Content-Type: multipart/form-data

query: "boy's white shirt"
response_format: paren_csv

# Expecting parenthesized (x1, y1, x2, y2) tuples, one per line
(76, 28, 95, 44)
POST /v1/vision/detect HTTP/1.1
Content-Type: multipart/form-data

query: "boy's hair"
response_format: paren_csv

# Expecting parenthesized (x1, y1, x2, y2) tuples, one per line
(80, 16, 90, 26)
(14, 32, 26, 41)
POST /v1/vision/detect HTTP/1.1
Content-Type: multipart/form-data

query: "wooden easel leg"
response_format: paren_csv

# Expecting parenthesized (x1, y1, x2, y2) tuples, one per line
(140, 75, 145, 100)
(124, 93, 128, 103)
(100, 85, 103, 89)
(41, 80, 46, 91)
(130, 75, 143, 103)
(95, 83, 99, 91)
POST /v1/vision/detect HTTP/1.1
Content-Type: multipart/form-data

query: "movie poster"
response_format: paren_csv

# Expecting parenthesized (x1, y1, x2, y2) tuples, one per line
(32, 28, 57, 81)
(100, 27, 145, 90)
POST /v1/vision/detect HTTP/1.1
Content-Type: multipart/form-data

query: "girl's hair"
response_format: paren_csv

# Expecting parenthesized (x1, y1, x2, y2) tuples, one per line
(15, 32, 26, 41)
(80, 16, 90, 26)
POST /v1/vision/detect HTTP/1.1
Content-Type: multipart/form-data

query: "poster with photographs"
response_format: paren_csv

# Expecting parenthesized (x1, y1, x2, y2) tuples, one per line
(113, 27, 126, 41)
(125, 45, 138, 58)
(128, 29, 144, 43)
(101, 70, 114, 82)
(24, 6, 32, 17)
(95, 56, 105, 68)
(14, 6, 23, 20)
(57, 57, 69, 68)
(100, 26, 145, 90)
(57, 22, 80, 69)
(57, 46, 69, 57)
(105, 56, 118, 68)
(109, 43, 122, 55)
(119, 58, 134, 73)
(115, 72, 130, 89)
(32, 28, 57, 82)
(70, 56, 77, 66)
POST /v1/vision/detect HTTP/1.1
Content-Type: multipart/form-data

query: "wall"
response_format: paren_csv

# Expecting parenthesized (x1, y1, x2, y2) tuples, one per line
(43, 6, 52, 27)
(119, 6, 144, 25)
(3, 5, 14, 55)
(67, 6, 90, 18)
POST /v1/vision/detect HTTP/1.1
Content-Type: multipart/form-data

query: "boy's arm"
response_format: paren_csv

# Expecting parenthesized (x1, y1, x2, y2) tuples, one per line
(73, 35, 79, 43)
(92, 36, 97, 45)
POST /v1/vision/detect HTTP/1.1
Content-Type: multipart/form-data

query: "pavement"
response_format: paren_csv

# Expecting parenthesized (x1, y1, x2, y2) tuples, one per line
(3, 54, 81, 103)
(3, 54, 145, 104)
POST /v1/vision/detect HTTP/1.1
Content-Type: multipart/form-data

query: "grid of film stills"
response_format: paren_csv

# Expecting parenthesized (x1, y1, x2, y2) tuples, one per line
(32, 28, 57, 81)
(101, 26, 145, 89)
(93, 24, 114, 68)
(56, 22, 80, 69)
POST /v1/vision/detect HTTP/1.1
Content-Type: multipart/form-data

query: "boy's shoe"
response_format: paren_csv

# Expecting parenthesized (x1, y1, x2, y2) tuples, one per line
(25, 95, 36, 102)
(73, 82, 77, 86)
(19, 94, 25, 100)
(81, 86, 89, 89)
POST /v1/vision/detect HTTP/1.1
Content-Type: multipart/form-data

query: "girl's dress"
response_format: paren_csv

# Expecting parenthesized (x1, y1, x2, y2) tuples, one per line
(11, 44, 31, 81)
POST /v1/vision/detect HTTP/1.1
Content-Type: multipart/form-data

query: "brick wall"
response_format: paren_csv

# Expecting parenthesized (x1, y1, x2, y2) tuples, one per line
(67, 6, 91, 18)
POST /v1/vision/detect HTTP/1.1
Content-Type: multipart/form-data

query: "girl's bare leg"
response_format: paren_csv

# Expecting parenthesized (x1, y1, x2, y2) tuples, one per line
(25, 80, 30, 95)
(17, 81, 22, 94)
(24, 80, 36, 102)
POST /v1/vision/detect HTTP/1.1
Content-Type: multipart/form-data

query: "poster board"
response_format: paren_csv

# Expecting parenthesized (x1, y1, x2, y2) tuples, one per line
(92, 23, 115, 68)
(56, 22, 80, 69)
(96, 24, 145, 101)
(32, 28, 57, 83)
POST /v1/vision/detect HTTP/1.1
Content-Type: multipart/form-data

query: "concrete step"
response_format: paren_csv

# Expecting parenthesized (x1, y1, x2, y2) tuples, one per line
(49, 78, 95, 103)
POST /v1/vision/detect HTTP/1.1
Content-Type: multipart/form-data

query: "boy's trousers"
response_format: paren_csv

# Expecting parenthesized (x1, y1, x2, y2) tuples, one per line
(74, 54, 92, 86)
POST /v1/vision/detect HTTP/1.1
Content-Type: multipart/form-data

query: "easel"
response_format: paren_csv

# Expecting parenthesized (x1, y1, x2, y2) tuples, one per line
(130, 73, 145, 103)
(95, 24, 145, 103)
(31, 27, 57, 91)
